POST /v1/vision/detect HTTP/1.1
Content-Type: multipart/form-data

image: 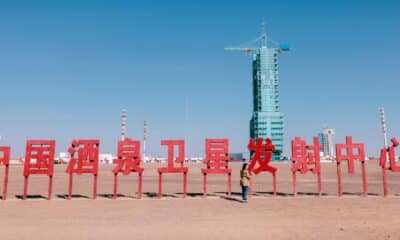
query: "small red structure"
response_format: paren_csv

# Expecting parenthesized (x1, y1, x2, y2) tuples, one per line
(66, 139, 99, 199)
(201, 138, 231, 197)
(379, 137, 400, 196)
(291, 136, 322, 196)
(23, 140, 56, 200)
(247, 138, 277, 196)
(112, 138, 144, 199)
(158, 140, 188, 198)
(0, 146, 10, 200)
(335, 136, 367, 196)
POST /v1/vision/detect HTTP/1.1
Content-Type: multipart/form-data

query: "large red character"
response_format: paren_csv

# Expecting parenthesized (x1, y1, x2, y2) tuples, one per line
(379, 137, 400, 196)
(112, 138, 144, 199)
(201, 138, 231, 197)
(335, 136, 367, 196)
(247, 138, 277, 196)
(0, 146, 10, 200)
(158, 140, 188, 198)
(66, 139, 99, 199)
(291, 136, 322, 196)
(23, 140, 55, 200)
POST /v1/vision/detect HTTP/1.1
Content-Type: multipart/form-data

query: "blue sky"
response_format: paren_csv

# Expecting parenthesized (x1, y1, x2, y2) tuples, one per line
(0, 0, 399, 157)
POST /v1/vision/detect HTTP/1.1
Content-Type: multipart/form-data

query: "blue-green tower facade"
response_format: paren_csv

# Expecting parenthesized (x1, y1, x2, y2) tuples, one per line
(249, 31, 288, 159)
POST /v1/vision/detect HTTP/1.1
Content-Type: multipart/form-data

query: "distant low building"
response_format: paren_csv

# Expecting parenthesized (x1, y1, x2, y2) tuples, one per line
(229, 153, 244, 162)
(99, 154, 114, 164)
(57, 152, 116, 164)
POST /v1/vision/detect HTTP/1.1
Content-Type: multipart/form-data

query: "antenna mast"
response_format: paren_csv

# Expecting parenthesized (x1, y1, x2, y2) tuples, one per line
(121, 109, 127, 141)
(261, 19, 267, 47)
(143, 120, 147, 162)
(379, 107, 388, 148)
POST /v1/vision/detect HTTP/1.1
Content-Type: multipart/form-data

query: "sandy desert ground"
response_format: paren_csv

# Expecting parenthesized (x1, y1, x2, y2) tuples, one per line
(1, 161, 400, 240)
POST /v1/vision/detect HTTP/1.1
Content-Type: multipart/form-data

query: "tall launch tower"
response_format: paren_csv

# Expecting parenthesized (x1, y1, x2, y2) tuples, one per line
(225, 22, 290, 159)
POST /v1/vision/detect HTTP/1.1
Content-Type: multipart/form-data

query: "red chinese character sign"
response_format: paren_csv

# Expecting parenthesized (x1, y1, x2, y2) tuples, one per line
(158, 140, 188, 198)
(112, 138, 144, 199)
(335, 136, 367, 197)
(247, 138, 277, 196)
(379, 137, 400, 196)
(201, 138, 231, 197)
(291, 136, 322, 196)
(66, 139, 99, 199)
(0, 146, 10, 200)
(23, 140, 55, 200)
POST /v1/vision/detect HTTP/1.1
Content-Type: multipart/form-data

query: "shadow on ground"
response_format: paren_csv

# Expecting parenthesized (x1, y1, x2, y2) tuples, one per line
(56, 194, 91, 199)
(219, 195, 243, 203)
(143, 192, 179, 198)
(296, 192, 328, 196)
(251, 191, 290, 197)
(15, 194, 48, 200)
(97, 193, 140, 199)
(342, 192, 380, 197)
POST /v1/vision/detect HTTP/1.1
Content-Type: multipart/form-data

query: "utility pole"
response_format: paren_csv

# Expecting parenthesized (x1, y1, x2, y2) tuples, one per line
(121, 109, 127, 141)
(379, 107, 388, 149)
(143, 120, 147, 162)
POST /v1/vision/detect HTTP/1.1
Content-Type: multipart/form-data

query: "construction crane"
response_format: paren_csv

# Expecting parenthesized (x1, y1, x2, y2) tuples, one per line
(224, 21, 290, 54)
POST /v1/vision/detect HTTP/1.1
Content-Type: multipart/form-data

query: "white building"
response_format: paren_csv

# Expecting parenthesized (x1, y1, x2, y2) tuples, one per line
(322, 128, 335, 158)
(57, 152, 116, 164)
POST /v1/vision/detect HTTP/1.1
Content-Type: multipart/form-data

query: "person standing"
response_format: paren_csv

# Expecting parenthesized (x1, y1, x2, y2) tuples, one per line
(240, 163, 251, 202)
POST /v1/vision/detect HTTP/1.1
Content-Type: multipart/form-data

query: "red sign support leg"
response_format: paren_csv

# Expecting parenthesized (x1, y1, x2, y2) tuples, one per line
(203, 173, 207, 198)
(292, 172, 297, 197)
(317, 172, 322, 196)
(48, 175, 53, 200)
(2, 166, 9, 200)
(337, 162, 342, 197)
(0, 146, 10, 200)
(23, 176, 28, 200)
(93, 174, 98, 199)
(138, 173, 142, 199)
(113, 174, 118, 199)
(228, 173, 232, 196)
(183, 172, 187, 198)
(361, 162, 367, 197)
(23, 176, 53, 200)
(158, 173, 163, 198)
(382, 168, 388, 197)
(68, 173, 73, 200)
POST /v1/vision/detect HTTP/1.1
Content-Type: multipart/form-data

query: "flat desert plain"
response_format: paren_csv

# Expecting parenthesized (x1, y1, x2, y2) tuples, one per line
(1, 161, 400, 240)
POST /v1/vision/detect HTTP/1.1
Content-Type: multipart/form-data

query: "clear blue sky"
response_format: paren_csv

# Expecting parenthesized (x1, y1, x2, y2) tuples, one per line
(0, 0, 399, 157)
